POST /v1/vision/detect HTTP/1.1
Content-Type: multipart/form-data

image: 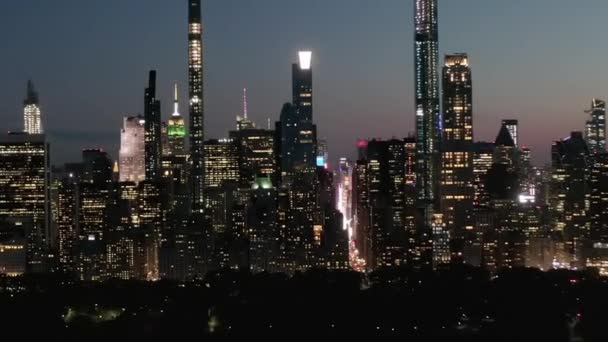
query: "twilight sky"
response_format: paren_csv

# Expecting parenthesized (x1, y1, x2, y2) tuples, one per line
(0, 0, 606, 166)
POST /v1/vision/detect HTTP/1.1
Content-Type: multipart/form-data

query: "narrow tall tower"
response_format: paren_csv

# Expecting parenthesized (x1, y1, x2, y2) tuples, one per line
(23, 80, 43, 134)
(144, 70, 162, 181)
(292, 51, 313, 122)
(441, 53, 474, 252)
(188, 0, 205, 213)
(414, 0, 440, 207)
(167, 83, 186, 155)
(243, 88, 248, 120)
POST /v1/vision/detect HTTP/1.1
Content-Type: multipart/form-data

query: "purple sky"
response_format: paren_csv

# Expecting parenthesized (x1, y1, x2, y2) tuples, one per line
(1, 0, 607, 166)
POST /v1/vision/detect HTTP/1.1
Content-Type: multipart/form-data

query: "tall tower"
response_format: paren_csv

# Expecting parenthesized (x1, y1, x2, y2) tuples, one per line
(167, 83, 186, 155)
(292, 51, 313, 122)
(287, 51, 317, 171)
(236, 88, 255, 131)
(586, 98, 606, 155)
(188, 0, 205, 213)
(144, 70, 162, 181)
(414, 0, 440, 207)
(23, 80, 43, 134)
(441, 53, 474, 255)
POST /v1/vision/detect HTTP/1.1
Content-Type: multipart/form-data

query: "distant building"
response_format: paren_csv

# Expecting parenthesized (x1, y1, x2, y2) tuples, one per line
(441, 53, 474, 258)
(0, 133, 50, 271)
(550, 132, 590, 269)
(204, 139, 239, 189)
(144, 70, 162, 181)
(167, 83, 186, 155)
(502, 119, 519, 147)
(188, 0, 205, 213)
(414, 0, 441, 206)
(119, 116, 145, 183)
(585, 98, 606, 155)
(229, 127, 276, 186)
(23, 80, 43, 134)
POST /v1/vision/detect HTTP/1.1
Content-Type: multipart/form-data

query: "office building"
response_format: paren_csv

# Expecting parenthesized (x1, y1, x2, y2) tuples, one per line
(585, 98, 606, 155)
(119, 115, 146, 183)
(441, 53, 474, 257)
(0, 133, 50, 271)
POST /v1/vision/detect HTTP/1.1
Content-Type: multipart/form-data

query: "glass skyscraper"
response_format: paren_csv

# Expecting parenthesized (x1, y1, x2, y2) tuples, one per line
(188, 0, 205, 214)
(414, 0, 441, 207)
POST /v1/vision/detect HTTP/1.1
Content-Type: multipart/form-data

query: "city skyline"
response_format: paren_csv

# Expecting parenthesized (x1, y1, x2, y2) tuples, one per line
(2, 0, 607, 165)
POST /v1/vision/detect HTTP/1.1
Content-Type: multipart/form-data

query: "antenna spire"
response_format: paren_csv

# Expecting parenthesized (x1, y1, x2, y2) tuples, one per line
(243, 88, 248, 119)
(172, 83, 179, 117)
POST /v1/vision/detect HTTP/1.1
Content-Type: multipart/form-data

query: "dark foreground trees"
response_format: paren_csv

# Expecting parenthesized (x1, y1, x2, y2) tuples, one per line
(1, 266, 606, 341)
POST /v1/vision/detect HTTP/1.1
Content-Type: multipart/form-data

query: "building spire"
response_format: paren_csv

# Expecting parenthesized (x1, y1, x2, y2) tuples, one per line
(172, 83, 180, 117)
(243, 88, 248, 119)
(24, 80, 39, 105)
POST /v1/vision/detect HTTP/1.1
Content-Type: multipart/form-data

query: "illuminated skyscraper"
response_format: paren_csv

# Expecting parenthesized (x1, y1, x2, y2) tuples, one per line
(472, 142, 495, 208)
(366, 139, 408, 267)
(203, 139, 239, 189)
(230, 126, 277, 186)
(293, 51, 313, 122)
(414, 0, 440, 206)
(502, 119, 519, 147)
(57, 174, 78, 272)
(76, 149, 112, 281)
(119, 116, 145, 183)
(550, 132, 590, 268)
(167, 83, 186, 155)
(144, 71, 162, 181)
(440, 53, 474, 256)
(281, 51, 317, 177)
(590, 153, 608, 242)
(23, 80, 43, 134)
(0, 133, 50, 271)
(494, 123, 516, 168)
(585, 98, 606, 155)
(188, 0, 205, 213)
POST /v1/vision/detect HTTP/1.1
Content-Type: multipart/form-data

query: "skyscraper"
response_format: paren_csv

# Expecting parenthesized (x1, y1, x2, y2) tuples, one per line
(23, 80, 43, 134)
(440, 53, 474, 254)
(203, 139, 239, 189)
(590, 153, 608, 242)
(502, 119, 519, 147)
(293, 51, 313, 122)
(188, 0, 205, 213)
(414, 0, 440, 206)
(550, 132, 590, 268)
(585, 98, 606, 155)
(119, 116, 145, 183)
(279, 51, 317, 180)
(230, 126, 277, 186)
(366, 139, 408, 267)
(167, 83, 186, 155)
(144, 71, 162, 181)
(0, 133, 50, 271)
